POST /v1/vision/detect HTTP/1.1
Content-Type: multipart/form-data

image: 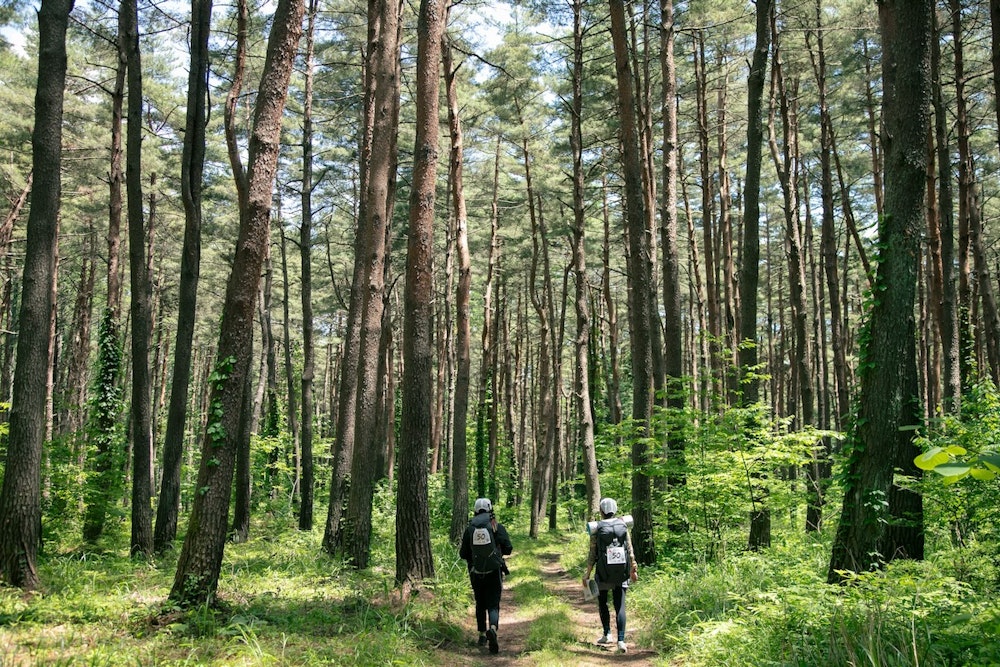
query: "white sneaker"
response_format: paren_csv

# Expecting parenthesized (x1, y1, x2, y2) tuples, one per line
(617, 640, 627, 653)
(596, 634, 612, 645)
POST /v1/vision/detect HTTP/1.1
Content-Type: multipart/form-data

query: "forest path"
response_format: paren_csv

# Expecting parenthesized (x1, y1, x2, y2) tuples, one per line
(432, 534, 659, 666)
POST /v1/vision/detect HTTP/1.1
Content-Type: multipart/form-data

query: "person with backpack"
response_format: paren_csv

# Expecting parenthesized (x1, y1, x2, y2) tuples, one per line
(582, 497, 637, 654)
(459, 497, 513, 654)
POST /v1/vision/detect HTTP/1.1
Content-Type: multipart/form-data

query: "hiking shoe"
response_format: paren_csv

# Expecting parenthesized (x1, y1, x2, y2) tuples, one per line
(487, 626, 499, 654)
(596, 634, 612, 645)
(617, 640, 628, 653)
(478, 633, 488, 647)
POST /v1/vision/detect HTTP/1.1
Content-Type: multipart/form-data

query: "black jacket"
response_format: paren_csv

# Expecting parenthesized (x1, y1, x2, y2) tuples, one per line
(459, 512, 513, 570)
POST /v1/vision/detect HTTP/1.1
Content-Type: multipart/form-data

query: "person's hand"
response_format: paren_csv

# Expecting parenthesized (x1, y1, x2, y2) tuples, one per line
(630, 568, 638, 583)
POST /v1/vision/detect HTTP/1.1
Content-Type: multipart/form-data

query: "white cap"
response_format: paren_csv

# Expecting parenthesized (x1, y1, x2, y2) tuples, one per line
(474, 498, 493, 514)
(599, 497, 618, 516)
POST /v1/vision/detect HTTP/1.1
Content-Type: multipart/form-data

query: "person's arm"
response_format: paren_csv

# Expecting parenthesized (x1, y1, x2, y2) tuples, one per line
(625, 528, 638, 581)
(495, 522, 513, 556)
(459, 528, 471, 563)
(582, 533, 598, 586)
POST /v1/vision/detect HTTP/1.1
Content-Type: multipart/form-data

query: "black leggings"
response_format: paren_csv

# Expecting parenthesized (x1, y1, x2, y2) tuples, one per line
(598, 585, 626, 641)
(470, 570, 503, 632)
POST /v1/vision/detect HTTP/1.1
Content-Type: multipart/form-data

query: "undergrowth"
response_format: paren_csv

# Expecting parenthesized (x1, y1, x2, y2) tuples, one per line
(633, 532, 1000, 666)
(3, 478, 1000, 666)
(0, 497, 471, 666)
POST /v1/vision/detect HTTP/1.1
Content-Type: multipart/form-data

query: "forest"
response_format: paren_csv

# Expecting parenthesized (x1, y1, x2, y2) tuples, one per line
(1, 0, 1000, 663)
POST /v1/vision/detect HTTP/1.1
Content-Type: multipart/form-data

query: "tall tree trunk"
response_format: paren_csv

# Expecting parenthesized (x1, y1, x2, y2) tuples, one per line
(609, 0, 654, 565)
(768, 17, 814, 529)
(444, 31, 471, 544)
(222, 0, 255, 539)
(950, 2, 1000, 388)
(659, 0, 685, 530)
(83, 2, 129, 545)
(343, 0, 402, 569)
(716, 57, 738, 399)
(121, 0, 154, 558)
(546, 212, 564, 532)
(528, 178, 552, 539)
(569, 0, 599, 517)
(693, 32, 721, 402)
(297, 0, 319, 532)
(950, 0, 975, 395)
(933, 7, 959, 413)
(828, 0, 929, 581)
(741, 0, 771, 551)
(61, 228, 95, 441)
(322, 211, 364, 550)
(262, 247, 281, 497)
(322, 18, 383, 556)
(154, 0, 210, 552)
(280, 230, 300, 499)
(169, 0, 305, 605)
(969, 189, 1000, 386)
(230, 332, 254, 543)
(806, 0, 838, 531)
(395, 0, 444, 586)
(107, 15, 126, 319)
(0, 0, 73, 590)
(808, 1, 850, 431)
(601, 173, 623, 426)
(861, 36, 884, 220)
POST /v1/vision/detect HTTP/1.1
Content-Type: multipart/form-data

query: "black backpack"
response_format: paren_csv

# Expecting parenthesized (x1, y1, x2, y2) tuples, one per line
(468, 515, 504, 574)
(595, 518, 631, 586)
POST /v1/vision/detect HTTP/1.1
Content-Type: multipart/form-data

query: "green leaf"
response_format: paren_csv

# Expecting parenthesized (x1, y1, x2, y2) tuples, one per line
(914, 447, 949, 471)
(944, 445, 968, 456)
(969, 467, 996, 482)
(978, 452, 1000, 470)
(933, 463, 971, 483)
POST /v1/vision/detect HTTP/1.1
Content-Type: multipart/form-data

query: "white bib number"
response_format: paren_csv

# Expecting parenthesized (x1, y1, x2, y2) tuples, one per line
(605, 545, 626, 565)
(473, 527, 492, 546)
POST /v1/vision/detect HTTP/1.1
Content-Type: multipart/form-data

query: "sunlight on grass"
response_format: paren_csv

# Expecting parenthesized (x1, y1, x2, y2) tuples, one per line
(524, 609, 576, 652)
(5, 481, 1000, 666)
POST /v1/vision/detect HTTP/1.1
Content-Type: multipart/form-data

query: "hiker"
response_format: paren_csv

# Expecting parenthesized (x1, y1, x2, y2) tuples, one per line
(460, 497, 513, 654)
(582, 497, 637, 654)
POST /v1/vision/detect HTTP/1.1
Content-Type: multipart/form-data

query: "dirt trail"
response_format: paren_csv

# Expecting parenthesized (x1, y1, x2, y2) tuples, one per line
(433, 546, 658, 666)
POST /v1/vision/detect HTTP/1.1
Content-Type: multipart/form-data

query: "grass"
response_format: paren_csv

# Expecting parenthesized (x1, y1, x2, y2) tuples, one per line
(631, 535, 1000, 666)
(3, 500, 1000, 666)
(0, 515, 471, 666)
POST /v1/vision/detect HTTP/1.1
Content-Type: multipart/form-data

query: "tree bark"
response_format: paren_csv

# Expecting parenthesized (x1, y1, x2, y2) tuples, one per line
(693, 32, 721, 402)
(528, 189, 552, 539)
(170, 0, 305, 605)
(601, 173, 623, 426)
(768, 14, 815, 530)
(658, 0, 685, 523)
(298, 0, 320, 532)
(805, 0, 838, 530)
(123, 0, 154, 556)
(395, 0, 444, 586)
(569, 0, 599, 517)
(0, 0, 73, 590)
(280, 230, 300, 500)
(343, 0, 402, 569)
(609, 0, 654, 565)
(154, 0, 210, 552)
(952, 0, 1000, 388)
(741, 0, 771, 551)
(444, 32, 471, 544)
(933, 7, 959, 413)
(828, 0, 929, 581)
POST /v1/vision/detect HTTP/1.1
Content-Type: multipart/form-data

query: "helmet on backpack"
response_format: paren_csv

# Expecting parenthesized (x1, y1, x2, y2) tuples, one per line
(599, 497, 618, 517)
(474, 498, 493, 514)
